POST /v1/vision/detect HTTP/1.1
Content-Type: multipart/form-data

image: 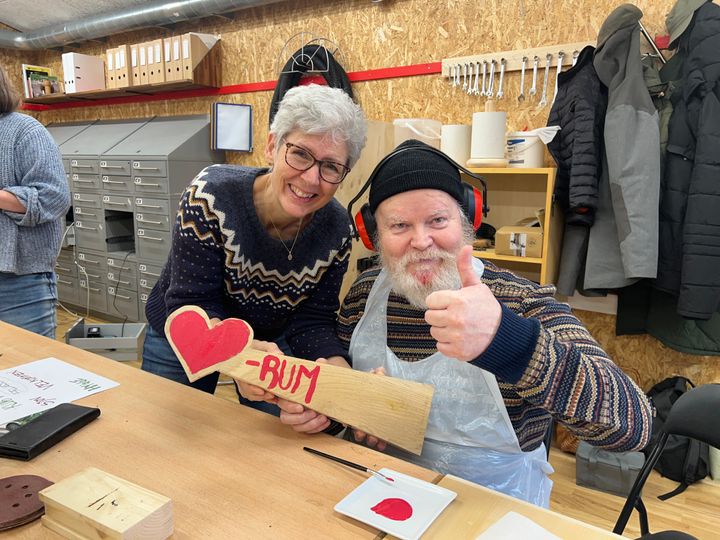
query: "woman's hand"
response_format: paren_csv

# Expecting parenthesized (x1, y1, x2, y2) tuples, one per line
(234, 339, 284, 403)
(277, 358, 340, 433)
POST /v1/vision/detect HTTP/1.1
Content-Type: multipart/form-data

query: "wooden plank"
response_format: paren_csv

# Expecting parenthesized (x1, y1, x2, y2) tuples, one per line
(39, 467, 172, 540)
(164, 305, 434, 455)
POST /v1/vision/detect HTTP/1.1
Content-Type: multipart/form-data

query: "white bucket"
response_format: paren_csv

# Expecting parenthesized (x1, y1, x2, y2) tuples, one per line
(506, 131, 545, 168)
(393, 118, 442, 149)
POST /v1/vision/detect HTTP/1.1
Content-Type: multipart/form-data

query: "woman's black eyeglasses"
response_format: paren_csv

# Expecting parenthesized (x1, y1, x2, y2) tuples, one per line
(284, 142, 350, 184)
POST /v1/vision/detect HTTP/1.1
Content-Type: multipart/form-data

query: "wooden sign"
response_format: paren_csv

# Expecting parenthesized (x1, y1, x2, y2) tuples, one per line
(165, 306, 434, 455)
(39, 467, 172, 540)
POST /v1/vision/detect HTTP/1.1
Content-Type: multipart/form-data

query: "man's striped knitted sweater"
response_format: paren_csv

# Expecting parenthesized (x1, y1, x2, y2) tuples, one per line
(337, 261, 653, 452)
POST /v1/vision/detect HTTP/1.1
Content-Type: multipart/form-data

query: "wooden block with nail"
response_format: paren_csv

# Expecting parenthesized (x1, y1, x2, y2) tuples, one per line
(38, 467, 172, 540)
(165, 305, 434, 455)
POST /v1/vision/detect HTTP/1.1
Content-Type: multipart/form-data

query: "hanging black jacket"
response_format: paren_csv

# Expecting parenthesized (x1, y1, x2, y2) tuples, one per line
(547, 45, 607, 226)
(656, 2, 720, 319)
(269, 45, 353, 126)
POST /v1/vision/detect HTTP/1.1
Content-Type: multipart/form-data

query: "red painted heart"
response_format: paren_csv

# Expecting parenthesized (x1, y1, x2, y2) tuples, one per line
(167, 309, 252, 376)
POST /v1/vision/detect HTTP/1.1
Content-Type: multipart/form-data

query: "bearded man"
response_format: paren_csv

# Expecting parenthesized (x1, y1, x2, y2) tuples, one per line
(272, 140, 652, 507)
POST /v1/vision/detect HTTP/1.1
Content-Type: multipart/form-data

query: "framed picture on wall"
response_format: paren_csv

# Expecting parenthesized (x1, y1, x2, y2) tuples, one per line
(211, 102, 253, 152)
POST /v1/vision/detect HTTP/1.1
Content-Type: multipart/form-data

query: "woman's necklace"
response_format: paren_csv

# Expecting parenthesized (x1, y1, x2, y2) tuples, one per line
(268, 216, 302, 261)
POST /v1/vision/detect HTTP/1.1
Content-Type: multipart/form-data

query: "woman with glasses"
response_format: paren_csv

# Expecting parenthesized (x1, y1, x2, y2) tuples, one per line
(142, 85, 367, 421)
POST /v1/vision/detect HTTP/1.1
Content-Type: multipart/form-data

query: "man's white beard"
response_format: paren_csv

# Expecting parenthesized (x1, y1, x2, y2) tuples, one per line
(380, 246, 462, 309)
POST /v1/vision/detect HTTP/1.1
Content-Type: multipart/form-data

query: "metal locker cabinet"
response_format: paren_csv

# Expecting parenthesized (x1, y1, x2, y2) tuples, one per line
(102, 115, 222, 321)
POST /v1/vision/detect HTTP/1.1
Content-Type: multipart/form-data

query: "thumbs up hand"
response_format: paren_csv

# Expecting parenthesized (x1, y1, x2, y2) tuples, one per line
(424, 245, 502, 361)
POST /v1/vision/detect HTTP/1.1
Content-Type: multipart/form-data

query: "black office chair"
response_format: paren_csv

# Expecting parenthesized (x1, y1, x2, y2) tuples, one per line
(613, 383, 720, 540)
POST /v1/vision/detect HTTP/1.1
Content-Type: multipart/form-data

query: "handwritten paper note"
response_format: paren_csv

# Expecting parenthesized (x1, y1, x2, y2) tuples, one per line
(0, 357, 118, 425)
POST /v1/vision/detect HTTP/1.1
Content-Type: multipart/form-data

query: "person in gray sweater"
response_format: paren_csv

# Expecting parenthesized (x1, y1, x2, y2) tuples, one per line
(0, 66, 70, 337)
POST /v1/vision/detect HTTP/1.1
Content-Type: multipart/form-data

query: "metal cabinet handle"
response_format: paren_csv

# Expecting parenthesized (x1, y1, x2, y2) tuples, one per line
(144, 270, 161, 277)
(73, 164, 94, 169)
(142, 235, 164, 242)
(73, 178, 95, 183)
(56, 265, 71, 272)
(102, 165, 125, 169)
(114, 293, 132, 300)
(134, 166, 160, 171)
(75, 224, 96, 230)
(57, 278, 73, 285)
(136, 203, 162, 209)
(80, 258, 100, 265)
(102, 178, 125, 185)
(136, 181, 160, 187)
(74, 197, 96, 203)
(76, 211, 97, 218)
(104, 201, 128, 206)
(112, 279, 131, 286)
(138, 218, 162, 224)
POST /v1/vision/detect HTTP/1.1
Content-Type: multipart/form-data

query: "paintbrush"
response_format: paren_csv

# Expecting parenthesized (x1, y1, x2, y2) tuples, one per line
(303, 447, 395, 483)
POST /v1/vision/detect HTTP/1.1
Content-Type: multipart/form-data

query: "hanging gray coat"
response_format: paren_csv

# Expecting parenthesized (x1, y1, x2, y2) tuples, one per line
(655, 1, 720, 319)
(584, 4, 661, 291)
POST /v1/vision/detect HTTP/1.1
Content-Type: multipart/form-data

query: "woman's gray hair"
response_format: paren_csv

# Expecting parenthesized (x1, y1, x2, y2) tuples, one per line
(269, 84, 367, 168)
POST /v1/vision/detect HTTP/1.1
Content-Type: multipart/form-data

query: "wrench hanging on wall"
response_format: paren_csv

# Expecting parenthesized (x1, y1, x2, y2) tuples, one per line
(539, 53, 551, 107)
(529, 55, 539, 98)
(496, 58, 506, 99)
(518, 56, 527, 102)
(487, 59, 496, 98)
(553, 51, 565, 103)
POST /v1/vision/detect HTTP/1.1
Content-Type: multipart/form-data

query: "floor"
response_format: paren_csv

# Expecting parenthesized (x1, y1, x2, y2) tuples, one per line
(54, 308, 720, 539)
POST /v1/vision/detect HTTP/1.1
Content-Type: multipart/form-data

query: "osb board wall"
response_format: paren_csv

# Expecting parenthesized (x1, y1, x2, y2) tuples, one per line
(576, 310, 720, 392)
(2, 0, 717, 387)
(5, 0, 677, 162)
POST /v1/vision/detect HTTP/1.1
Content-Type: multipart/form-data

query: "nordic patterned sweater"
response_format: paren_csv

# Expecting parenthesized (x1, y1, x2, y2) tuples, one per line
(337, 261, 653, 452)
(0, 112, 70, 274)
(145, 165, 352, 361)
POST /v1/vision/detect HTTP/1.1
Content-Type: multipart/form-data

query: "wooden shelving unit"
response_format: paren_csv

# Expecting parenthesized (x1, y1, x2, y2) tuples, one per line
(464, 167, 561, 285)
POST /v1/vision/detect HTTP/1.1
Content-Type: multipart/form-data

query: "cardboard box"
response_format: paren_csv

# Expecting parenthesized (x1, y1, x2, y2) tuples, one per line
(495, 226, 543, 258)
(62, 53, 105, 93)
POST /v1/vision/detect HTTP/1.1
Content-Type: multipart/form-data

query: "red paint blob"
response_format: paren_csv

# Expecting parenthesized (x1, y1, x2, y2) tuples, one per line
(370, 498, 413, 521)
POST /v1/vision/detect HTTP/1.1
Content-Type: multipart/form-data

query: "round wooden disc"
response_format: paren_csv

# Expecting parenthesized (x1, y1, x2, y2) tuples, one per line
(0, 475, 53, 531)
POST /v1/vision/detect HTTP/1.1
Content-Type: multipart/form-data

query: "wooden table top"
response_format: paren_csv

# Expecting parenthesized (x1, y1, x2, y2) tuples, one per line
(0, 322, 621, 539)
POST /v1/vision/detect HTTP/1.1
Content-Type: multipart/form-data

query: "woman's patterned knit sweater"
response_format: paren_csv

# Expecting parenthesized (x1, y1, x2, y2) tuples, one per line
(146, 165, 352, 361)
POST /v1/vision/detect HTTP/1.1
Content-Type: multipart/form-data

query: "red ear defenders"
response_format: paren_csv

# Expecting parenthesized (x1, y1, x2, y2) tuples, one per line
(347, 146, 489, 251)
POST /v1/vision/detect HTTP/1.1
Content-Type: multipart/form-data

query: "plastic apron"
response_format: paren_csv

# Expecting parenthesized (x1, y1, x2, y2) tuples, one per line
(348, 259, 554, 507)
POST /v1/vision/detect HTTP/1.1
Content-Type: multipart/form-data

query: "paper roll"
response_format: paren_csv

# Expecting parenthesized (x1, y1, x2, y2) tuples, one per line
(471, 111, 507, 159)
(441, 125, 472, 165)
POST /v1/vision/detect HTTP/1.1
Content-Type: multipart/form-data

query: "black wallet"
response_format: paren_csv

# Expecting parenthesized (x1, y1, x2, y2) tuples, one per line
(0, 403, 100, 461)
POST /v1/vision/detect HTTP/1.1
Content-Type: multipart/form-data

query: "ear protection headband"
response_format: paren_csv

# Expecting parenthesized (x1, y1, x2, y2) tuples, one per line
(347, 145, 489, 251)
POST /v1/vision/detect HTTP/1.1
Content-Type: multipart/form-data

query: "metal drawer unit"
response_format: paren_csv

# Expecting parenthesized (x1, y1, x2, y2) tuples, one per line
(137, 262, 163, 322)
(101, 115, 222, 322)
(79, 277, 108, 313)
(55, 247, 80, 306)
(136, 227, 172, 263)
(75, 249, 108, 283)
(138, 262, 163, 293)
(55, 248, 77, 278)
(107, 285, 139, 321)
(107, 252, 138, 291)
(56, 274, 80, 307)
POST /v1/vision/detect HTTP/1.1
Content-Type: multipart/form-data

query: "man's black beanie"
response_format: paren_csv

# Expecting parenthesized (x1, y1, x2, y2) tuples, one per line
(368, 139, 463, 214)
